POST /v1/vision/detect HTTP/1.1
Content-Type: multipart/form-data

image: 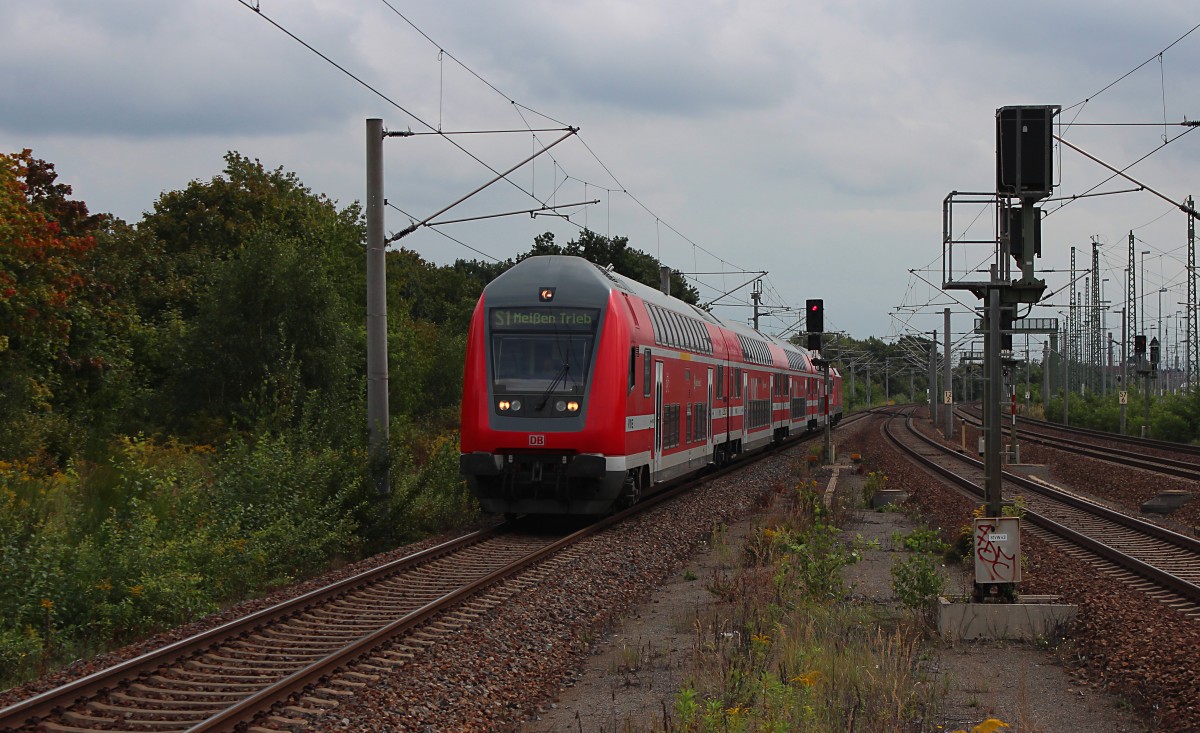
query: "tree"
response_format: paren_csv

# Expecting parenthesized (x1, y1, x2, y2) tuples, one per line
(0, 151, 109, 459)
(128, 153, 366, 438)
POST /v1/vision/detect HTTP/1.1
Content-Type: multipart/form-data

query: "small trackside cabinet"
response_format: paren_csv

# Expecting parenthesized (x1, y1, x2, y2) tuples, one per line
(973, 516, 1021, 584)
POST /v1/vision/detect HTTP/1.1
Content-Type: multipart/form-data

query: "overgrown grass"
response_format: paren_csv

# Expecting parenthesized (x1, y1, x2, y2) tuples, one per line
(0, 420, 476, 690)
(661, 471, 939, 732)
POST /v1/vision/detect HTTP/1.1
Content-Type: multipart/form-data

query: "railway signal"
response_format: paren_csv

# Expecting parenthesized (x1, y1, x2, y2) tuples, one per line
(806, 299, 823, 351)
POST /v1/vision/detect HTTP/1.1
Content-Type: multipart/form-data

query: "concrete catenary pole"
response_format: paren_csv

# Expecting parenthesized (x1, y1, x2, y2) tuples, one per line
(366, 119, 390, 494)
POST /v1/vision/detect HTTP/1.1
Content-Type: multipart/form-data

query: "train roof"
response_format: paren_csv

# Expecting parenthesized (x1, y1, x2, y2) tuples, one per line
(490, 256, 822, 368)
(594, 259, 819, 368)
(482, 255, 615, 308)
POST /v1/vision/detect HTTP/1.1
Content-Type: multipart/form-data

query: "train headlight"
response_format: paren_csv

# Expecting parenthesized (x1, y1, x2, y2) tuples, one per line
(566, 400, 579, 412)
(555, 400, 566, 412)
(510, 399, 522, 412)
(498, 400, 511, 411)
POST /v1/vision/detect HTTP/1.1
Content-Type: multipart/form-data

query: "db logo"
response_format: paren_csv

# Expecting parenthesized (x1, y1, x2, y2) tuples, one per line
(529, 434, 546, 446)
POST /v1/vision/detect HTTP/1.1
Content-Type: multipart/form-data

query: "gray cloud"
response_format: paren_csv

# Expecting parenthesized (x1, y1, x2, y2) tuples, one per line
(1, 1, 364, 136)
(2, 0, 1197, 339)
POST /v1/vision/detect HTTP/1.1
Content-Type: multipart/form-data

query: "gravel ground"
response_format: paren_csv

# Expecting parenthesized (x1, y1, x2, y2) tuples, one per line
(524, 412, 1156, 733)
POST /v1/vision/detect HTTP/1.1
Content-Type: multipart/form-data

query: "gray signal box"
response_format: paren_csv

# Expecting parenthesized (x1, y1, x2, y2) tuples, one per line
(974, 516, 1022, 586)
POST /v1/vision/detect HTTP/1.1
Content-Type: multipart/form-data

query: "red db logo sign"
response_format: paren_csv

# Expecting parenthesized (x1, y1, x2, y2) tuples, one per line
(529, 435, 545, 446)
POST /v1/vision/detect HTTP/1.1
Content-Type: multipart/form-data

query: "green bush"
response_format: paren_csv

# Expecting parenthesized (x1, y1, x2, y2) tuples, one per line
(890, 554, 945, 612)
(861, 470, 887, 507)
(0, 429, 367, 687)
(893, 527, 949, 555)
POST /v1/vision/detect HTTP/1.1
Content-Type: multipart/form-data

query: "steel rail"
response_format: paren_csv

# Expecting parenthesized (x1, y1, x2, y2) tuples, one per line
(881, 413, 1200, 605)
(956, 408, 1200, 479)
(1015, 413, 1200, 457)
(0, 528, 501, 730)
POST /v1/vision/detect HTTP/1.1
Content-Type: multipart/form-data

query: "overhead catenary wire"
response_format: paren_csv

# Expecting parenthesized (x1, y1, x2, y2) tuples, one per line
(1062, 22, 1200, 117)
(234, 0, 548, 207)
(1049, 130, 1200, 219)
(241, 0, 773, 322)
(386, 201, 500, 262)
(373, 0, 758, 291)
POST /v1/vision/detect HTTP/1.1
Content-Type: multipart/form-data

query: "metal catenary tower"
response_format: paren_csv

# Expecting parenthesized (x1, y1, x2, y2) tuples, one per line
(1091, 240, 1101, 390)
(1188, 196, 1197, 389)
(1127, 232, 1137, 373)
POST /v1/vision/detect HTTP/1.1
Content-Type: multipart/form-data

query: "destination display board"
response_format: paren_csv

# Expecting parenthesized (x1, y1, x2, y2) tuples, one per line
(490, 307, 600, 331)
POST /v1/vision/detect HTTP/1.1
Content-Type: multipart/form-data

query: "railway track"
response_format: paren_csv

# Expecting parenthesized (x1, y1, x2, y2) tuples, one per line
(881, 411, 1200, 618)
(1014, 412, 1200, 459)
(956, 406, 1200, 480)
(0, 526, 574, 732)
(1, 415, 865, 732)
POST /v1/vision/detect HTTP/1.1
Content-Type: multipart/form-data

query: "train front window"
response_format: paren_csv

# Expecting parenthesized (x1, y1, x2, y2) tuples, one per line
(489, 307, 600, 393)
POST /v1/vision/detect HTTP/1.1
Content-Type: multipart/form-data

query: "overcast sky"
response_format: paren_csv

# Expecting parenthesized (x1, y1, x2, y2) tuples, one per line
(4, 1, 1198, 358)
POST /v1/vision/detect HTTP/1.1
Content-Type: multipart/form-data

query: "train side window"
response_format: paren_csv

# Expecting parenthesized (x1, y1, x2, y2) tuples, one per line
(716, 365, 725, 399)
(628, 346, 637, 393)
(643, 348, 652, 397)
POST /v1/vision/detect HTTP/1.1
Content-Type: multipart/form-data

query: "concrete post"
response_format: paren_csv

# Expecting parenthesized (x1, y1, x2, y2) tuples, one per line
(366, 118, 390, 495)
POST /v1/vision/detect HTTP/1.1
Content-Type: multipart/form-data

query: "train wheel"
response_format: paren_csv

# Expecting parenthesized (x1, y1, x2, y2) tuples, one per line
(622, 469, 642, 506)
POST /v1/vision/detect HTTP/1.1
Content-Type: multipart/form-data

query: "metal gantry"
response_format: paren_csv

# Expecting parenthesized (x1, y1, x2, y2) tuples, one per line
(1091, 241, 1102, 391)
(1069, 246, 1077, 396)
(1127, 232, 1137, 377)
(1189, 195, 1197, 390)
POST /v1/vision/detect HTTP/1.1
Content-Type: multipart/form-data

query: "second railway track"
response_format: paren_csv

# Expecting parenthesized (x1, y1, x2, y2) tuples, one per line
(956, 406, 1200, 479)
(881, 410, 1200, 618)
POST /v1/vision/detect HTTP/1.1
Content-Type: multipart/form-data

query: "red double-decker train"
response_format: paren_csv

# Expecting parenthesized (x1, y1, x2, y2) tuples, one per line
(459, 255, 842, 515)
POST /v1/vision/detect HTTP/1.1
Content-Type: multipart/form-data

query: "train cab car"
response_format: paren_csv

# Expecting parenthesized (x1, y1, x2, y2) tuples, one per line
(459, 256, 633, 515)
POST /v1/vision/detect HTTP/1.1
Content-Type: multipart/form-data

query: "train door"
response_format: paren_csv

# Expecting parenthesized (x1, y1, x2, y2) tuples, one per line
(742, 370, 749, 443)
(769, 374, 775, 432)
(653, 360, 664, 476)
(706, 367, 714, 449)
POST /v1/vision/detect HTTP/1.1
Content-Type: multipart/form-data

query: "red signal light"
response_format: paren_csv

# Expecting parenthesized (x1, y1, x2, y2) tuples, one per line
(805, 299, 824, 333)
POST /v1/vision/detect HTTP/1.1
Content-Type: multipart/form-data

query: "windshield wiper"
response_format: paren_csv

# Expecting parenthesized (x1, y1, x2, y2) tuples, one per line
(537, 363, 570, 410)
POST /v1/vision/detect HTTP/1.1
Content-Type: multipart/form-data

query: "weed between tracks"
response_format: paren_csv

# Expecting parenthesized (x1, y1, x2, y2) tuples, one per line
(647, 463, 940, 732)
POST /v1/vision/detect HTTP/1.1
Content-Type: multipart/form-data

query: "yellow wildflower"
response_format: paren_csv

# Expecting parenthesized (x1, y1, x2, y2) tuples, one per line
(789, 670, 825, 687)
